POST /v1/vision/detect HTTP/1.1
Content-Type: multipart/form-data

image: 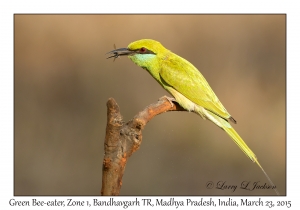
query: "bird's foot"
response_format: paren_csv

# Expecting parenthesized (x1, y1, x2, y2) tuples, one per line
(159, 95, 176, 107)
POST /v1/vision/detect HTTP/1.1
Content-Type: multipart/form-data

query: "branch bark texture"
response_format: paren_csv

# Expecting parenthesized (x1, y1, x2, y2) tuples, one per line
(101, 97, 185, 195)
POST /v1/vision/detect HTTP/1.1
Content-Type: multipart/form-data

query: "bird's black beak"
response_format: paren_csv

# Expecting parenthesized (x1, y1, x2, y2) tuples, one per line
(106, 48, 136, 60)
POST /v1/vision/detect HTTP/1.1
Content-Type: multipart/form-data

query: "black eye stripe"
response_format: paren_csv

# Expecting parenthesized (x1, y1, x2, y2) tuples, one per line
(136, 48, 156, 55)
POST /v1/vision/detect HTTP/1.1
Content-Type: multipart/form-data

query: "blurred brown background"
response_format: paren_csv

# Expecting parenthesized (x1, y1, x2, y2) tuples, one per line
(14, 15, 285, 195)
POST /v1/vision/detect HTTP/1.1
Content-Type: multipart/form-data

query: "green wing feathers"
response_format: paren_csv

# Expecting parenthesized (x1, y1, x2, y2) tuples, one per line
(159, 53, 258, 162)
(160, 54, 232, 121)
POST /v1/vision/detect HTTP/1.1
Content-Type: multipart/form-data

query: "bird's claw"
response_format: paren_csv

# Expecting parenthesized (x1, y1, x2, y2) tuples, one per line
(159, 96, 176, 107)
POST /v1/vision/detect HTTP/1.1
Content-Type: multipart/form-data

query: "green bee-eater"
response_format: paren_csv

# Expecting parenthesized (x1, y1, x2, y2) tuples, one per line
(107, 39, 279, 195)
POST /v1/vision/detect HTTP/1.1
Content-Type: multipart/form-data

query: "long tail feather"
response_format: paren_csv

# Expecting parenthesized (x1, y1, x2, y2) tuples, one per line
(223, 126, 257, 162)
(205, 110, 280, 195)
(222, 125, 280, 195)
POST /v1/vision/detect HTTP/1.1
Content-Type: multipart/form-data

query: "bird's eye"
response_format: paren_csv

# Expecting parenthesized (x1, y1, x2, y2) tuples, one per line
(140, 47, 147, 53)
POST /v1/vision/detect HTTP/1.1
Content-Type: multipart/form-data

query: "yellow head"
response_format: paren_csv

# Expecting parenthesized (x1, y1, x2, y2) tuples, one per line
(106, 39, 169, 72)
(127, 39, 167, 55)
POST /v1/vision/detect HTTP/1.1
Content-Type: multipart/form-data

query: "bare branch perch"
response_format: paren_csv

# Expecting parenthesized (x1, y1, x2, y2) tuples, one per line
(101, 97, 185, 195)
